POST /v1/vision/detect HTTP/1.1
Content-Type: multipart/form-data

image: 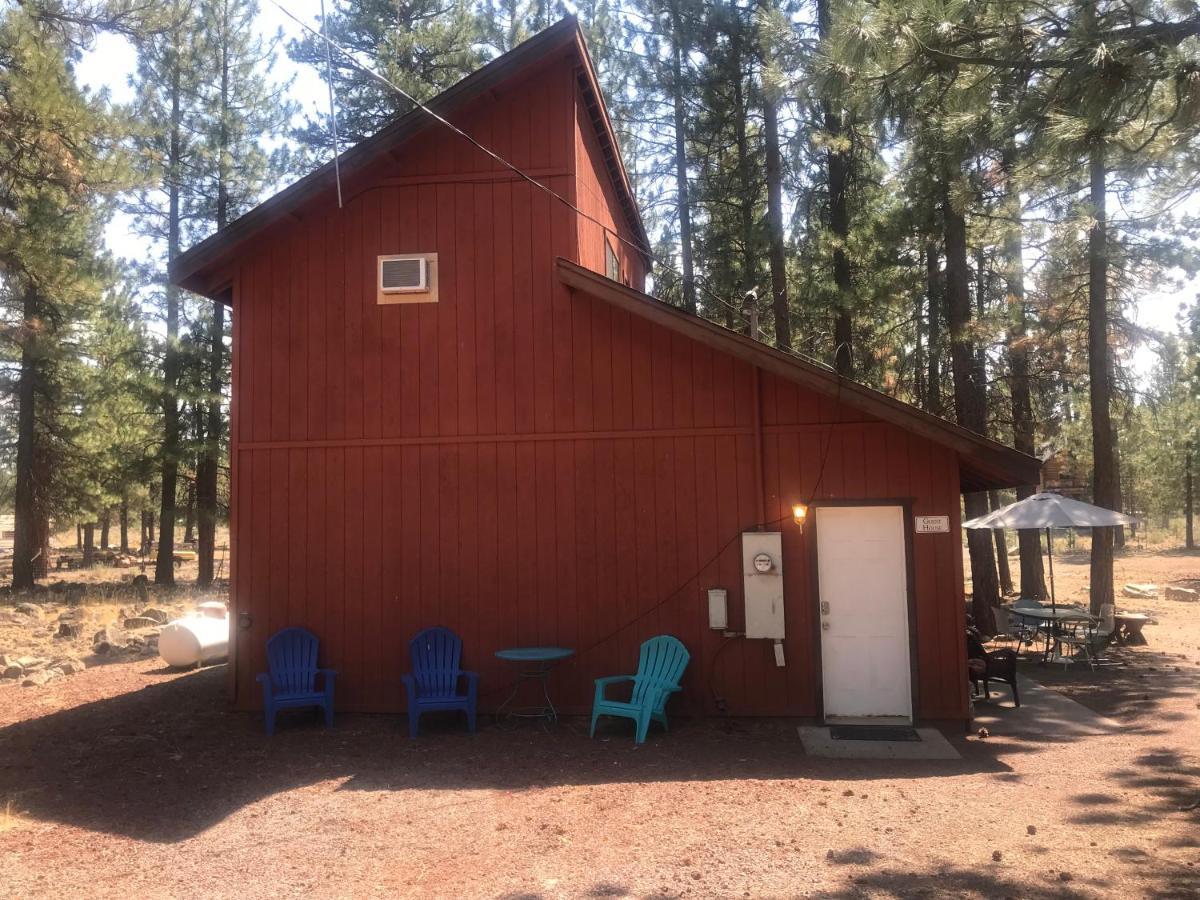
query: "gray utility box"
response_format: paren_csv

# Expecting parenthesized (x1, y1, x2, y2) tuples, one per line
(742, 531, 785, 640)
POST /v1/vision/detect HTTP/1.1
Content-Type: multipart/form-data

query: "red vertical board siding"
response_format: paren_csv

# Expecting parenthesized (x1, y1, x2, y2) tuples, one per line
(226, 54, 971, 722)
(324, 213, 347, 441)
(454, 183, 477, 436)
(287, 226, 308, 442)
(511, 183, 535, 434)
(551, 177, 577, 432)
(362, 446, 384, 709)
(417, 183, 440, 438)
(474, 183, 497, 436)
(531, 188, 555, 433)
(361, 189, 383, 440)
(396, 187, 421, 440)
(492, 181, 516, 435)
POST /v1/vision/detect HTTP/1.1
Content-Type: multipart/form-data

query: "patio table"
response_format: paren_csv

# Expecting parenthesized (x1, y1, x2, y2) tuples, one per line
(1011, 607, 1094, 663)
(494, 646, 574, 727)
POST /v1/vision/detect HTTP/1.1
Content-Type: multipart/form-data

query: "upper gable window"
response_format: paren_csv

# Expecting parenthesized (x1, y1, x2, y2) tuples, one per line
(604, 237, 620, 282)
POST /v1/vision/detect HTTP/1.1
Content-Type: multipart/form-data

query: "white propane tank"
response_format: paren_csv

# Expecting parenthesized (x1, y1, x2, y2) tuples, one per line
(159, 614, 229, 668)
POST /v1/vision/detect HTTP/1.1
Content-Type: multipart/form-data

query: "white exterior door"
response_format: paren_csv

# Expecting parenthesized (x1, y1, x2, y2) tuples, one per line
(816, 505, 912, 721)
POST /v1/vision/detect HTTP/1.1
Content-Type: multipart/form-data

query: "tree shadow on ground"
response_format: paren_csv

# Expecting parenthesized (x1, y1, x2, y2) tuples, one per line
(494, 857, 1200, 899)
(805, 860, 1200, 900)
(0, 663, 1028, 844)
(1026, 645, 1199, 734)
(1068, 747, 1200, 829)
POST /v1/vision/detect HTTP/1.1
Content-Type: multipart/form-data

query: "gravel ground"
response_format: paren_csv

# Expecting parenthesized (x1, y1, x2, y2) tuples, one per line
(0, 548, 1197, 899)
(0, 649, 1196, 899)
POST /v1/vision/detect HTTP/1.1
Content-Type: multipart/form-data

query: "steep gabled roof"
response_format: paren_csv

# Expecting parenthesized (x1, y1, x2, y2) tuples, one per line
(170, 17, 648, 298)
(556, 259, 1041, 493)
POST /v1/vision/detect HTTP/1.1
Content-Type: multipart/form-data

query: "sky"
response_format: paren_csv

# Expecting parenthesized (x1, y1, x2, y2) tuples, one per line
(73, 1, 1192, 387)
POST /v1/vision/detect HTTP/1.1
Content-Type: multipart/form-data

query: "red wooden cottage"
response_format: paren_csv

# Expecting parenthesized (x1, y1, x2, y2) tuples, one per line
(171, 18, 1038, 727)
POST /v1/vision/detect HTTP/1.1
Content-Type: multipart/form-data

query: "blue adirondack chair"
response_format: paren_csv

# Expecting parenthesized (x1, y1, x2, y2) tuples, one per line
(590, 635, 690, 744)
(256, 627, 337, 736)
(402, 626, 479, 738)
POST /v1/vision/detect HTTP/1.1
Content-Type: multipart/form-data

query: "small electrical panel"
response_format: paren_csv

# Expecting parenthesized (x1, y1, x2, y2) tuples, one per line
(707, 588, 728, 630)
(742, 531, 785, 640)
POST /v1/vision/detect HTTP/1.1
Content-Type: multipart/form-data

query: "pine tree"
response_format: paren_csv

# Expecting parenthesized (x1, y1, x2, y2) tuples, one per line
(191, 0, 294, 584)
(756, 0, 796, 350)
(126, 0, 206, 585)
(289, 0, 486, 148)
(1021, 1, 1200, 610)
(618, 0, 704, 312)
(0, 3, 130, 588)
(75, 279, 159, 562)
(690, 1, 767, 331)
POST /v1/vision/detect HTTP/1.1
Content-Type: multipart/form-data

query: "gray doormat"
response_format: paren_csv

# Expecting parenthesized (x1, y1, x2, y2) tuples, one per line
(829, 725, 920, 742)
(798, 726, 960, 759)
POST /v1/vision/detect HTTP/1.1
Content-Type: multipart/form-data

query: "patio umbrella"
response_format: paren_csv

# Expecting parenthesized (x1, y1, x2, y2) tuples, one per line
(962, 491, 1137, 613)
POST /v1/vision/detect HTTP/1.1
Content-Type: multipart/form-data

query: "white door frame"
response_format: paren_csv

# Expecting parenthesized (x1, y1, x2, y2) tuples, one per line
(811, 501, 918, 724)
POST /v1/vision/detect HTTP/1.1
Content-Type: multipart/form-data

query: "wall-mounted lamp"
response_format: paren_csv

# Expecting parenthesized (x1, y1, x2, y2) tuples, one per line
(792, 503, 808, 529)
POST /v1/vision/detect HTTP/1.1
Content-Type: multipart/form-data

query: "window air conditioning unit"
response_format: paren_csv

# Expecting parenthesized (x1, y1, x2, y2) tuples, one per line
(377, 253, 438, 304)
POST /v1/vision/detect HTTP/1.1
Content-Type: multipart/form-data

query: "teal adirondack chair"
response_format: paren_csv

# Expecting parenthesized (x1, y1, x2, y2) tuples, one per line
(590, 635, 690, 744)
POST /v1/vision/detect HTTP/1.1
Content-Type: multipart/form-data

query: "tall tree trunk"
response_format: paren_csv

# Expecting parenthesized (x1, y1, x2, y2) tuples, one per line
(1112, 415, 1125, 548)
(977, 250, 1011, 598)
(1001, 152, 1046, 599)
(183, 478, 195, 544)
(1187, 447, 1194, 551)
(76, 523, 82, 550)
(119, 496, 130, 555)
(197, 303, 223, 584)
(913, 283, 925, 405)
(199, 29, 230, 586)
(83, 523, 95, 568)
(155, 30, 183, 586)
(669, 0, 697, 315)
(819, 0, 853, 376)
(1088, 144, 1116, 615)
(729, 14, 757, 334)
(989, 491, 1013, 595)
(12, 285, 49, 589)
(925, 236, 942, 415)
(100, 510, 111, 550)
(943, 168, 998, 634)
(763, 92, 790, 349)
(758, 0, 789, 349)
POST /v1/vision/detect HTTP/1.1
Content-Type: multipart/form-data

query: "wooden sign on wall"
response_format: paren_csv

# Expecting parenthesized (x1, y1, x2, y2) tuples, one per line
(915, 515, 950, 534)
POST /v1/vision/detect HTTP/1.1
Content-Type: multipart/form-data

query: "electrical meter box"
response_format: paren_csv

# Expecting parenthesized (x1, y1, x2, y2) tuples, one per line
(742, 531, 785, 639)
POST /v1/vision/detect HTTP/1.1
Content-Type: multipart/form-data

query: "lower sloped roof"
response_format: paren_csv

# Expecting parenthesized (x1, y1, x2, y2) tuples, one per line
(556, 258, 1040, 494)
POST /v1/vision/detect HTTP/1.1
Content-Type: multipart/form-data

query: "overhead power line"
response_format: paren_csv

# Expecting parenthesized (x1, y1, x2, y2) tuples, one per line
(317, 0, 343, 208)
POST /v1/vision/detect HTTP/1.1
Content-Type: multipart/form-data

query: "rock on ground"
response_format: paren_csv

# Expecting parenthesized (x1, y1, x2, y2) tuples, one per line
(51, 657, 86, 675)
(1166, 585, 1198, 602)
(1123, 583, 1158, 599)
(92, 625, 127, 655)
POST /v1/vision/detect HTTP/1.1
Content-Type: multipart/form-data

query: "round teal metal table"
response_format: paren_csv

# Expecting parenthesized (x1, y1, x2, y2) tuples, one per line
(494, 647, 574, 726)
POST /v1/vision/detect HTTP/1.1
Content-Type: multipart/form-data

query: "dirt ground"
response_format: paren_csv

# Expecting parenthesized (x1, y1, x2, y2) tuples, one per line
(0, 549, 1197, 899)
